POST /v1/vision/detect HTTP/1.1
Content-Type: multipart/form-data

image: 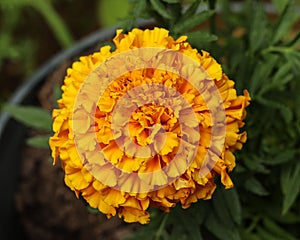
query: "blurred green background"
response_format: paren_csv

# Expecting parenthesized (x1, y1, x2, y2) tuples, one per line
(0, 0, 132, 104)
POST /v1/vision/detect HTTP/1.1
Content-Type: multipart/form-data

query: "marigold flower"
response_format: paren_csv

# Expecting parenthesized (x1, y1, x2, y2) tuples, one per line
(49, 27, 250, 224)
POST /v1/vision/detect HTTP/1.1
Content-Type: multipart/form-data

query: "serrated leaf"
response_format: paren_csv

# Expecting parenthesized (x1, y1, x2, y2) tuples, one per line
(26, 135, 50, 149)
(149, 0, 172, 19)
(173, 10, 215, 34)
(185, 31, 217, 48)
(281, 163, 300, 214)
(205, 210, 241, 240)
(271, 1, 298, 45)
(245, 178, 269, 196)
(4, 105, 52, 131)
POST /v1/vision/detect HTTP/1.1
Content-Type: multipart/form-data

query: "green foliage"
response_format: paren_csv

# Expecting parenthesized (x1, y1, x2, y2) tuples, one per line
(172, 10, 215, 35)
(3, 105, 52, 131)
(0, 0, 75, 90)
(2, 107, 50, 149)
(217, 0, 300, 239)
(26, 135, 51, 149)
(281, 163, 300, 214)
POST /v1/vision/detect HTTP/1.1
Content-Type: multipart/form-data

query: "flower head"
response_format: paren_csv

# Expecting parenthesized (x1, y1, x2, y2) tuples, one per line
(49, 27, 250, 224)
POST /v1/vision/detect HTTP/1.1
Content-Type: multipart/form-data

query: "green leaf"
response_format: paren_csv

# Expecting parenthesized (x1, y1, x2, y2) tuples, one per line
(173, 10, 215, 34)
(258, 61, 293, 96)
(124, 210, 163, 240)
(53, 84, 62, 103)
(249, 55, 278, 96)
(4, 105, 52, 131)
(179, 0, 200, 22)
(271, 1, 298, 45)
(262, 218, 297, 240)
(287, 31, 300, 48)
(212, 188, 242, 228)
(257, 97, 293, 124)
(286, 50, 300, 75)
(149, 0, 173, 19)
(261, 202, 300, 224)
(185, 31, 218, 48)
(176, 211, 203, 240)
(272, 61, 293, 85)
(240, 232, 261, 240)
(260, 149, 296, 166)
(169, 222, 188, 240)
(222, 189, 242, 225)
(249, 3, 267, 53)
(244, 178, 269, 196)
(194, 203, 208, 225)
(26, 135, 50, 149)
(244, 157, 270, 174)
(272, 0, 290, 14)
(281, 162, 300, 214)
(133, 0, 147, 18)
(256, 227, 285, 240)
(205, 210, 241, 240)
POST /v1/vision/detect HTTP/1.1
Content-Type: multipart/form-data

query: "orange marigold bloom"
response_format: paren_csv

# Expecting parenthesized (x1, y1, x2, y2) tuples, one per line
(49, 28, 250, 224)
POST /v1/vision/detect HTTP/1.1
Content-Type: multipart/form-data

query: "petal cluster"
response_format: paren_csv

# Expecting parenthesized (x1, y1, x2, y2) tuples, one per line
(49, 28, 250, 224)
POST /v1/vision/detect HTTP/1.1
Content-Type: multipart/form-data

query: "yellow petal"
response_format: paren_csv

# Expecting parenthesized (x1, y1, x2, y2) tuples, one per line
(156, 132, 179, 155)
(118, 207, 150, 224)
(102, 141, 124, 164)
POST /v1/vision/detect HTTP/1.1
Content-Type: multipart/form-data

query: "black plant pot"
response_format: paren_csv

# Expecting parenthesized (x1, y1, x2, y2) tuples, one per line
(0, 20, 153, 240)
